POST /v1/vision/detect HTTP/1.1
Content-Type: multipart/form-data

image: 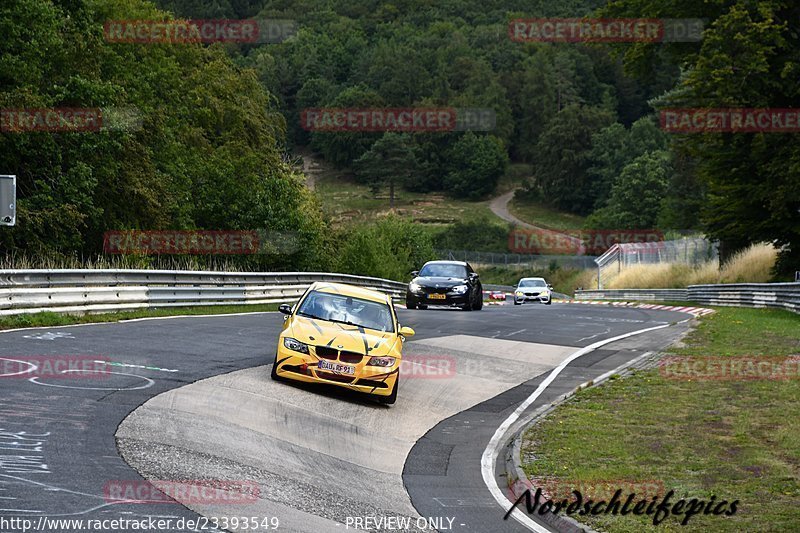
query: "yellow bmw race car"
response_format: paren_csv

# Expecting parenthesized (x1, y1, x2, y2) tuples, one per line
(271, 282, 415, 404)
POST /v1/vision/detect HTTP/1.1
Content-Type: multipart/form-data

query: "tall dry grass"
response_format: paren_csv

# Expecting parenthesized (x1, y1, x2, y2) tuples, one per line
(607, 243, 777, 289)
(0, 253, 258, 272)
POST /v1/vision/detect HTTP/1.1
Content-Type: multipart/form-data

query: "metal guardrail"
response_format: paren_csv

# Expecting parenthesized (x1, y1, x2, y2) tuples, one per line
(0, 269, 408, 316)
(576, 282, 800, 313)
(575, 288, 689, 302)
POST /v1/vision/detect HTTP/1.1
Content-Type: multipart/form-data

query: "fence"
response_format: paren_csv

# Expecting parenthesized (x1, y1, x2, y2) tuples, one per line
(437, 249, 597, 269)
(596, 237, 717, 289)
(575, 282, 800, 313)
(0, 269, 407, 316)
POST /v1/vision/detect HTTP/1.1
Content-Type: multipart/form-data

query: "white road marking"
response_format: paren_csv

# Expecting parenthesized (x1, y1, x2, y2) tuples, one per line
(21, 331, 74, 341)
(480, 321, 680, 532)
(0, 358, 38, 377)
(29, 370, 154, 391)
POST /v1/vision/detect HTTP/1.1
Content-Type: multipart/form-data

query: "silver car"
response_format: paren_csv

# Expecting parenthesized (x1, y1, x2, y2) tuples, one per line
(513, 277, 553, 305)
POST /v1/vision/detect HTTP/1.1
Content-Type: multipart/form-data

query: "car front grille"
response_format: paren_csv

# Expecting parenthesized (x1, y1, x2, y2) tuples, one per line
(314, 346, 364, 364)
(339, 351, 364, 364)
(314, 346, 338, 359)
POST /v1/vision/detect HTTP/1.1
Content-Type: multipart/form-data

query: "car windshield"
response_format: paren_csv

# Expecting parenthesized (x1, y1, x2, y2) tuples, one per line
(519, 279, 547, 288)
(296, 290, 395, 333)
(418, 263, 468, 278)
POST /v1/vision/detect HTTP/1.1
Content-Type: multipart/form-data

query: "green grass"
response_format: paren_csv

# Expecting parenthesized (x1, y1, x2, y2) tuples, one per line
(314, 171, 503, 226)
(508, 197, 586, 230)
(0, 304, 280, 331)
(520, 306, 800, 532)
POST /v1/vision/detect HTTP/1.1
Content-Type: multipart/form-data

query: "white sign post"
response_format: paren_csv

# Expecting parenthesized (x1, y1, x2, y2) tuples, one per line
(0, 175, 16, 226)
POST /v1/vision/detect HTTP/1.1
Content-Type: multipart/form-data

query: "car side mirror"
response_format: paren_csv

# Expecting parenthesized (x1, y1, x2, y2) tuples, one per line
(548, 284, 554, 290)
(399, 326, 415, 338)
(279, 303, 292, 315)
(410, 270, 419, 277)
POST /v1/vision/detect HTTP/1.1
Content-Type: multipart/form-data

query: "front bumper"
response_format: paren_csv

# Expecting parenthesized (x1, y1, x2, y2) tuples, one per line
(514, 292, 551, 303)
(406, 290, 470, 307)
(273, 345, 398, 396)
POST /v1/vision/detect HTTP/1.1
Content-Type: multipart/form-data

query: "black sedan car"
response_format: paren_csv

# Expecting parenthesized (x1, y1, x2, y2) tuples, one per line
(406, 260, 483, 311)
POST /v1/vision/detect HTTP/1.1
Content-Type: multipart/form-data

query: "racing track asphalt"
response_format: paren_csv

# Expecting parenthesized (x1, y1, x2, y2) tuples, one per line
(0, 303, 692, 533)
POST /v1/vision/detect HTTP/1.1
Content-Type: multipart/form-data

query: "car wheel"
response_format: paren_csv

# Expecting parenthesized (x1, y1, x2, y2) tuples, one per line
(514, 300, 522, 305)
(377, 376, 398, 405)
(545, 298, 552, 305)
(270, 356, 285, 382)
(406, 299, 416, 310)
(418, 304, 427, 310)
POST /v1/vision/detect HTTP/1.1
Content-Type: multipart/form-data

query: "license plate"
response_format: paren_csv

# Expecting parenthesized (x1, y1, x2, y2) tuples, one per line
(317, 359, 355, 375)
(428, 293, 446, 300)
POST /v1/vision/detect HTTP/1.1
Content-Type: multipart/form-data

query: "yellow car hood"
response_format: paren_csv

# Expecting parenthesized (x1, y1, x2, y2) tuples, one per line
(289, 315, 397, 356)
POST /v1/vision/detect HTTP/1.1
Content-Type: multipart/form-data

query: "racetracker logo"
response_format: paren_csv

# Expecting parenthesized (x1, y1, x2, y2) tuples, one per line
(659, 356, 800, 381)
(400, 355, 456, 379)
(0, 108, 141, 133)
(0, 356, 110, 379)
(660, 108, 800, 133)
(508, 228, 664, 255)
(300, 108, 495, 132)
(103, 19, 297, 44)
(103, 480, 259, 504)
(104, 230, 260, 255)
(509, 18, 703, 43)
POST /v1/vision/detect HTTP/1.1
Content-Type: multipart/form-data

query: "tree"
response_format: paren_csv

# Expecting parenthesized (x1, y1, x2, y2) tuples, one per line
(308, 85, 384, 167)
(533, 104, 615, 214)
(601, 0, 800, 274)
(443, 133, 508, 200)
(353, 133, 419, 208)
(587, 150, 673, 229)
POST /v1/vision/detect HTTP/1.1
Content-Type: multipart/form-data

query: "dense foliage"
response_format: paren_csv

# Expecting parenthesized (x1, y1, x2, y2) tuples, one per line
(0, 0, 326, 269)
(2, 0, 797, 277)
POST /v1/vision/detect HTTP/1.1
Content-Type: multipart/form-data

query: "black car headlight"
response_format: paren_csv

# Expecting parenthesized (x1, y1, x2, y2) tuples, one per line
(408, 282, 424, 294)
(283, 337, 309, 354)
(450, 284, 469, 294)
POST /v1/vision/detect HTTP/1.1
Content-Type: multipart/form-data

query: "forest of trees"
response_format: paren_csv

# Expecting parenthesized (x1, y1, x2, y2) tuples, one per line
(1, 0, 797, 275)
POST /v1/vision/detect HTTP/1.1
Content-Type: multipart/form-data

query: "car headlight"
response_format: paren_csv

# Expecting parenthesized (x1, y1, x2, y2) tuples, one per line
(451, 284, 469, 294)
(283, 337, 309, 354)
(409, 282, 423, 294)
(515, 291, 523, 296)
(367, 356, 396, 367)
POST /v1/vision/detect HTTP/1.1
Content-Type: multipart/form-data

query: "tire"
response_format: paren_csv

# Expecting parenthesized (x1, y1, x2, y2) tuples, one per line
(545, 299, 552, 305)
(406, 299, 416, 310)
(472, 287, 483, 311)
(378, 376, 398, 405)
(514, 300, 522, 305)
(270, 357, 285, 381)
(418, 304, 428, 310)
